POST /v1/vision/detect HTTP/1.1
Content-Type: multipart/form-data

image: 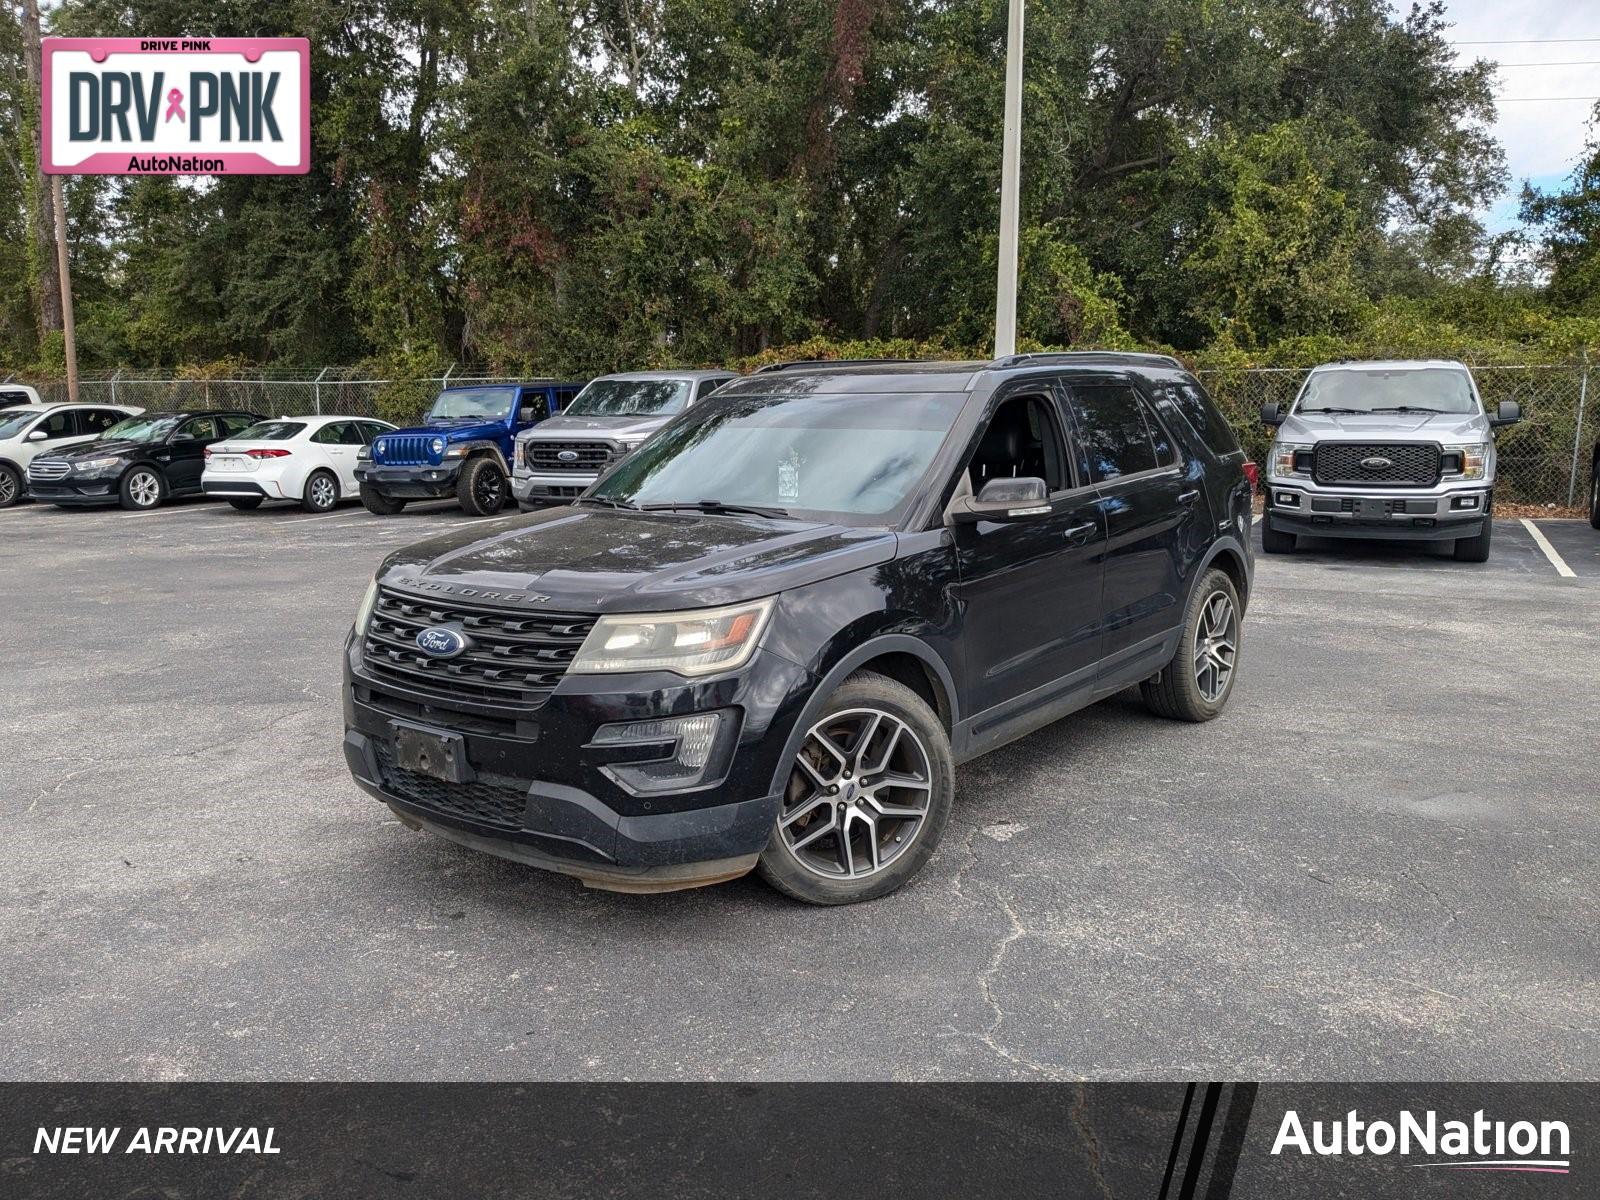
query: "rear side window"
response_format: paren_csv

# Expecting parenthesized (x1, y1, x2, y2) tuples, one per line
(311, 422, 348, 445)
(1065, 383, 1160, 482)
(81, 408, 125, 434)
(218, 414, 258, 436)
(1168, 381, 1241, 455)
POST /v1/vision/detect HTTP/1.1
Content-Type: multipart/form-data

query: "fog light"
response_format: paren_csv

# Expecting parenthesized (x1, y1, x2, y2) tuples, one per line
(1275, 491, 1300, 507)
(588, 712, 731, 793)
(1451, 495, 1480, 510)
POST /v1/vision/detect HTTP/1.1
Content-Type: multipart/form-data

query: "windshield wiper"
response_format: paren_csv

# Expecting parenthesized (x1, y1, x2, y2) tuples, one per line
(577, 495, 640, 511)
(1369, 406, 1444, 414)
(640, 499, 791, 518)
(1299, 406, 1363, 414)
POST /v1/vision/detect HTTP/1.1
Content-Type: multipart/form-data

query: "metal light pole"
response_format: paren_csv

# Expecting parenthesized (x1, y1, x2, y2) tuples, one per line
(993, 0, 1025, 358)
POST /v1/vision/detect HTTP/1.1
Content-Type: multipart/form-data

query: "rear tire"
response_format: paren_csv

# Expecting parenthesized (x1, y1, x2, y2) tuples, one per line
(360, 484, 406, 515)
(1260, 519, 1295, 554)
(457, 456, 508, 516)
(757, 672, 954, 905)
(227, 496, 263, 511)
(1141, 567, 1242, 723)
(1453, 515, 1493, 563)
(302, 469, 340, 513)
(119, 467, 165, 511)
(0, 462, 22, 508)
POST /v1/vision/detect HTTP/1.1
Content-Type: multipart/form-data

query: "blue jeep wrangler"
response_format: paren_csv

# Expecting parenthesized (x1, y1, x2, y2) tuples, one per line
(356, 381, 585, 516)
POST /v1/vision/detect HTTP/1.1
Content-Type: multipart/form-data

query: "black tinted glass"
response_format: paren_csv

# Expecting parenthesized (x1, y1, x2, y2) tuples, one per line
(1068, 384, 1158, 482)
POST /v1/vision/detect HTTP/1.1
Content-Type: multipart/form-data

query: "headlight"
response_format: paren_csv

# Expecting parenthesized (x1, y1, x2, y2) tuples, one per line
(1444, 442, 1488, 480)
(1271, 442, 1313, 478)
(430, 437, 446, 455)
(353, 578, 380, 636)
(617, 439, 644, 453)
(74, 456, 124, 472)
(357, 445, 372, 461)
(569, 597, 776, 676)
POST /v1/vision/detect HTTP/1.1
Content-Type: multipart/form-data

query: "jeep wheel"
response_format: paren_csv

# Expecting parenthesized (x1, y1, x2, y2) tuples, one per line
(1260, 519, 1295, 554)
(227, 496, 263, 511)
(360, 484, 406, 515)
(1141, 567, 1242, 722)
(457, 456, 507, 516)
(1589, 456, 1600, 530)
(757, 672, 954, 905)
(302, 469, 340, 514)
(1453, 515, 1493, 563)
(119, 467, 165, 511)
(0, 462, 22, 508)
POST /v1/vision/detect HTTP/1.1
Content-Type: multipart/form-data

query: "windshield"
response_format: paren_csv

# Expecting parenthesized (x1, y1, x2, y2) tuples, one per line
(102, 415, 182, 442)
(590, 391, 965, 525)
(567, 379, 693, 418)
(0, 409, 41, 439)
(1295, 368, 1479, 415)
(234, 421, 306, 441)
(427, 387, 517, 421)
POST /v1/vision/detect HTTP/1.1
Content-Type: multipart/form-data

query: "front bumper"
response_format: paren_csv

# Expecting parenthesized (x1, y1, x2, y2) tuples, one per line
(342, 639, 813, 891)
(355, 462, 463, 500)
(1264, 481, 1491, 541)
(512, 469, 599, 505)
(27, 476, 119, 505)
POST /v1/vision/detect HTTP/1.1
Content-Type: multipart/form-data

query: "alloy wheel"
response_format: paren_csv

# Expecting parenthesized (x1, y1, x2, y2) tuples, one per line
(1192, 590, 1238, 703)
(311, 476, 338, 509)
(778, 707, 933, 880)
(129, 472, 160, 508)
(0, 470, 16, 505)
(475, 468, 504, 510)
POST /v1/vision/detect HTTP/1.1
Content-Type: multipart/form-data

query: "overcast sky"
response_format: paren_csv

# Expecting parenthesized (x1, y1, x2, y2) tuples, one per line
(1440, 0, 1599, 232)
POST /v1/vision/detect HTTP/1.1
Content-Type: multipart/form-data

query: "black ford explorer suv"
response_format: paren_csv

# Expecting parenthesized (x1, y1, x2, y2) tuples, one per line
(343, 355, 1254, 904)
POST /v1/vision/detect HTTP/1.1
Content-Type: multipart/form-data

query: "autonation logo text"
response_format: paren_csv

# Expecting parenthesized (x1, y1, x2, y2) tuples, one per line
(1272, 1108, 1571, 1175)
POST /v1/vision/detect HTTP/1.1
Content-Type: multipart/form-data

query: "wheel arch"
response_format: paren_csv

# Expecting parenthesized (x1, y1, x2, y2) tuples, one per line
(1194, 535, 1251, 611)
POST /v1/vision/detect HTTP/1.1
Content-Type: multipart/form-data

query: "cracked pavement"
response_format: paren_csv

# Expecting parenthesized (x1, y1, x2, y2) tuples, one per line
(2, 502, 1597, 1080)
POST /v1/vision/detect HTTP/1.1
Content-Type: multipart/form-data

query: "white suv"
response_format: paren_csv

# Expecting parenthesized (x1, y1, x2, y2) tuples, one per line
(0, 402, 143, 508)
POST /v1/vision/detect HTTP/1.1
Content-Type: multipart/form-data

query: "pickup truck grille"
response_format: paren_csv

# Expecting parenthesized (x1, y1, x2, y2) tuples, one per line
(1313, 443, 1440, 488)
(374, 434, 434, 466)
(525, 440, 615, 473)
(27, 460, 71, 482)
(361, 588, 596, 711)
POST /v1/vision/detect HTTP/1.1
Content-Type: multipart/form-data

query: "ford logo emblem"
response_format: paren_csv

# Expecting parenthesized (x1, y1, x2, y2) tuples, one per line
(1360, 456, 1393, 470)
(415, 627, 469, 659)
(557, 449, 579, 463)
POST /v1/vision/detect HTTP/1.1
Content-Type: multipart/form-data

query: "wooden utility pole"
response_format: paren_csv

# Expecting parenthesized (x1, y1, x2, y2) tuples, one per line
(20, 0, 65, 341)
(51, 175, 77, 401)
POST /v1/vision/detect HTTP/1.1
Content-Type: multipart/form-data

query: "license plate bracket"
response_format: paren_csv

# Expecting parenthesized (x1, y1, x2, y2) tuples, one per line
(391, 722, 473, 783)
(1357, 498, 1389, 518)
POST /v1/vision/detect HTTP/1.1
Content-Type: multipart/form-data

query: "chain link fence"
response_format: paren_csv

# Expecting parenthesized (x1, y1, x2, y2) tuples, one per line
(8, 361, 1596, 508)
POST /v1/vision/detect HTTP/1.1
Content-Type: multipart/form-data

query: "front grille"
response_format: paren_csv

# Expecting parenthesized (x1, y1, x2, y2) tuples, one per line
(375, 434, 435, 466)
(1313, 443, 1440, 488)
(526, 440, 614, 473)
(361, 588, 596, 712)
(374, 742, 529, 831)
(28, 460, 71, 481)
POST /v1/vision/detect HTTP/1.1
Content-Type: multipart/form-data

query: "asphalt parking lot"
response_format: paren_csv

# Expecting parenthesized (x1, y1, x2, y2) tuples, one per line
(2, 499, 1597, 1081)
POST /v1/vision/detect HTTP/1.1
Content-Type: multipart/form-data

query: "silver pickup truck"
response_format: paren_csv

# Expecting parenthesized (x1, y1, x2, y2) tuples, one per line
(511, 370, 737, 509)
(1260, 360, 1521, 562)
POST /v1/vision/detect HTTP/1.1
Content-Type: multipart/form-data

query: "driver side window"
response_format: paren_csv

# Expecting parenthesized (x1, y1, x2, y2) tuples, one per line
(175, 416, 217, 442)
(965, 394, 1072, 494)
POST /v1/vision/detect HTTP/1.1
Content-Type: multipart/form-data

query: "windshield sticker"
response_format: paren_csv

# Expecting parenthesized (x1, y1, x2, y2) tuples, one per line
(778, 450, 802, 503)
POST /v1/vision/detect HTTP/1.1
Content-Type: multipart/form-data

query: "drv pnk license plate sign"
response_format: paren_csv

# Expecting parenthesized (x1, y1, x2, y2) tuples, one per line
(41, 38, 309, 176)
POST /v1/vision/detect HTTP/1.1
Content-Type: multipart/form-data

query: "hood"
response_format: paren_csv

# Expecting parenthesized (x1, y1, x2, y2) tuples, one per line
(376, 506, 897, 613)
(1280, 410, 1488, 442)
(405, 418, 507, 441)
(37, 438, 144, 461)
(520, 412, 672, 440)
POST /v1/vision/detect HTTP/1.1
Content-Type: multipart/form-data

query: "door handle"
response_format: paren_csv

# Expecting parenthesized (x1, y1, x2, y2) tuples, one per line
(1178, 489, 1200, 504)
(1063, 521, 1097, 543)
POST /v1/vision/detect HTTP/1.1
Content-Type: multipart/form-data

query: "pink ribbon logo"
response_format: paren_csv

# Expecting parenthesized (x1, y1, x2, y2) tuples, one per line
(164, 88, 185, 123)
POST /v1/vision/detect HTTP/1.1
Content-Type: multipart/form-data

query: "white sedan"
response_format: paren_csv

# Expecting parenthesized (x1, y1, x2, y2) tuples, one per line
(202, 416, 396, 513)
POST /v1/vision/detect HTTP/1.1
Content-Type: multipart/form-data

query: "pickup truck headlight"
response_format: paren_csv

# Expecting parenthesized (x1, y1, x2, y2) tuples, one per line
(354, 578, 380, 636)
(617, 439, 645, 453)
(74, 456, 124, 472)
(570, 597, 776, 676)
(1443, 442, 1488, 480)
(1270, 442, 1313, 479)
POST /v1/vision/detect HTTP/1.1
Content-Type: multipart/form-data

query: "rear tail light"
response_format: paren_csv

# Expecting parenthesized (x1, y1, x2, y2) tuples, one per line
(246, 448, 291, 459)
(1242, 461, 1259, 490)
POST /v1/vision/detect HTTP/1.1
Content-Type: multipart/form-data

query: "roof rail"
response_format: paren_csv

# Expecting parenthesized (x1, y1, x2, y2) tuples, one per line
(752, 358, 927, 374)
(988, 351, 1185, 371)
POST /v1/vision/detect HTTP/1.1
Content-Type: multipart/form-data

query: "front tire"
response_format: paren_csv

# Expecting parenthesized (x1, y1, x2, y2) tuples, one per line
(1260, 519, 1295, 554)
(227, 496, 263, 511)
(757, 672, 954, 905)
(457, 456, 507, 516)
(119, 467, 165, 511)
(0, 463, 22, 508)
(1453, 514, 1493, 563)
(1141, 567, 1242, 722)
(360, 484, 406, 515)
(1588, 455, 1599, 530)
(302, 469, 340, 513)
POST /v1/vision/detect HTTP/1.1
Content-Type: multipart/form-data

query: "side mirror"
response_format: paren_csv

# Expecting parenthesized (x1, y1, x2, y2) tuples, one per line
(1259, 401, 1284, 426)
(1490, 400, 1521, 427)
(26, 428, 47, 441)
(950, 476, 1051, 524)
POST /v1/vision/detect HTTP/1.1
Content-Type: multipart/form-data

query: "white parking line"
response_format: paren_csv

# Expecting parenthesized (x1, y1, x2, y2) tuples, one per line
(1521, 518, 1577, 578)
